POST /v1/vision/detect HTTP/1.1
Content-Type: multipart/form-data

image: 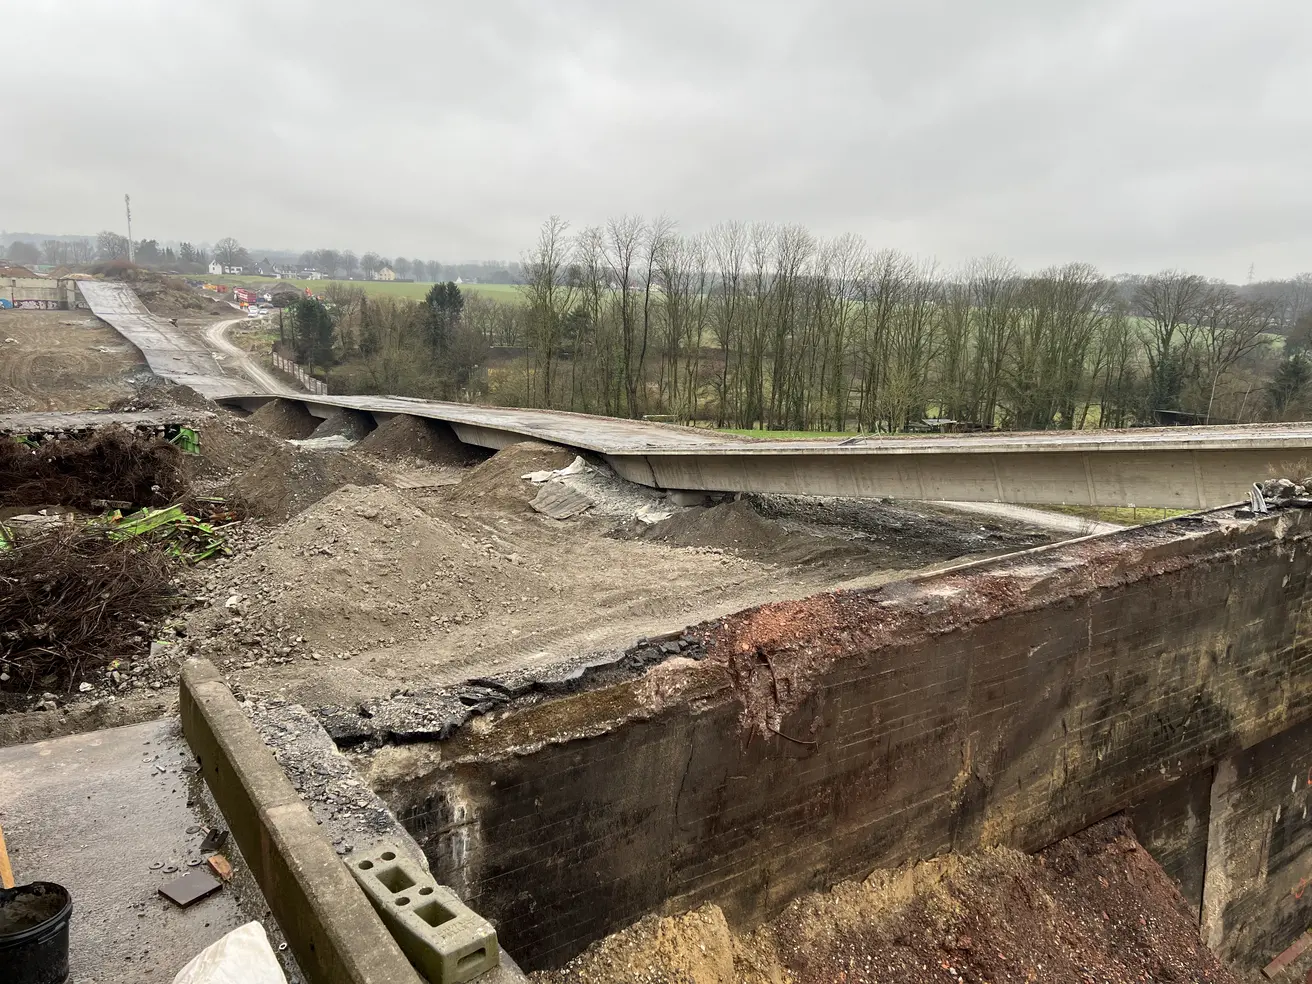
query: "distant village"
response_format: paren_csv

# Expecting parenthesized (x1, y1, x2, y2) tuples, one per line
(205, 257, 478, 286)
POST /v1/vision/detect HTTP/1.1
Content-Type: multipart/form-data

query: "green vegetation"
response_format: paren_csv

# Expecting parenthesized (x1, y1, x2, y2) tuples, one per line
(715, 427, 862, 440)
(206, 274, 523, 305)
(1036, 504, 1196, 525)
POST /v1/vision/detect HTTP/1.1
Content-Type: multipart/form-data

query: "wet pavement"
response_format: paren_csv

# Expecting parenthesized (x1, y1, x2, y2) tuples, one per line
(0, 719, 294, 983)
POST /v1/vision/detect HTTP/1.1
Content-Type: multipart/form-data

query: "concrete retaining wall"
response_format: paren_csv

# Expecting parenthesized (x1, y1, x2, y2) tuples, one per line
(1, 277, 85, 309)
(368, 510, 1312, 972)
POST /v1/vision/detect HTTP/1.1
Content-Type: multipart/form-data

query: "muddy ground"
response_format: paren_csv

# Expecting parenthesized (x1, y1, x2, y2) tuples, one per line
(0, 310, 151, 411)
(535, 817, 1238, 984)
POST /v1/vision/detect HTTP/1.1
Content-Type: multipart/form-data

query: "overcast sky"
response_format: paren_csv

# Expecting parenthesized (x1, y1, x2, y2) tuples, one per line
(4, 1, 1310, 279)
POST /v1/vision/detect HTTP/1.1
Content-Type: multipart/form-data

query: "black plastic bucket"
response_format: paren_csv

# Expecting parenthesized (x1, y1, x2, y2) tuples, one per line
(0, 882, 72, 984)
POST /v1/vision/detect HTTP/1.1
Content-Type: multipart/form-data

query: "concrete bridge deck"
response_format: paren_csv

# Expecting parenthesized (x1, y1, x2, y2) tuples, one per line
(224, 392, 1312, 509)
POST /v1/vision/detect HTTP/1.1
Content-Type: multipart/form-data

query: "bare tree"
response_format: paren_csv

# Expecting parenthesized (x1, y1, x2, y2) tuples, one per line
(316, 249, 340, 278)
(96, 231, 129, 261)
(214, 237, 247, 267)
(40, 240, 68, 266)
(519, 216, 576, 406)
(1133, 270, 1209, 410)
(68, 238, 94, 265)
(361, 252, 381, 279)
(342, 251, 359, 279)
(393, 257, 412, 280)
(1195, 285, 1280, 421)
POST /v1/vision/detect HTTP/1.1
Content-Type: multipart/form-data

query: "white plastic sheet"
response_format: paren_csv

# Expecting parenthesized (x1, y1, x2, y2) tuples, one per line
(172, 921, 287, 984)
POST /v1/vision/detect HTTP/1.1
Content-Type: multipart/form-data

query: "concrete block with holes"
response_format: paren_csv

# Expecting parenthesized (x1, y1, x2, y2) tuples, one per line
(350, 847, 499, 984)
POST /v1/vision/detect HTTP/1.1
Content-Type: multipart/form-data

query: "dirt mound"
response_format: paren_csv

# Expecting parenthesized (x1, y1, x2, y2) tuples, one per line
(536, 817, 1238, 984)
(358, 415, 484, 465)
(634, 498, 871, 567)
(186, 484, 542, 663)
(112, 378, 217, 412)
(0, 427, 187, 510)
(307, 409, 374, 441)
(193, 412, 380, 520)
(248, 398, 319, 439)
(442, 441, 577, 512)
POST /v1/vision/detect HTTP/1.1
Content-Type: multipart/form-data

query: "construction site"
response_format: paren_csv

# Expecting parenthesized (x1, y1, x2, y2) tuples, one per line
(5, 275, 1312, 984)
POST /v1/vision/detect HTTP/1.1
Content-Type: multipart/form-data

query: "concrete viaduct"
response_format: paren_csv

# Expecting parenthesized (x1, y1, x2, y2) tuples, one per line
(81, 280, 1312, 509)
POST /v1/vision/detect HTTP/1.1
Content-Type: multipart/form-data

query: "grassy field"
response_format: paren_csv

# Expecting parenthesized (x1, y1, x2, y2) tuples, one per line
(204, 275, 524, 304)
(1037, 504, 1195, 525)
(716, 427, 861, 440)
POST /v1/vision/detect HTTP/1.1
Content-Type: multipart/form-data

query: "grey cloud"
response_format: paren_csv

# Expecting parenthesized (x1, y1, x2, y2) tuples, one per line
(3, 0, 1309, 278)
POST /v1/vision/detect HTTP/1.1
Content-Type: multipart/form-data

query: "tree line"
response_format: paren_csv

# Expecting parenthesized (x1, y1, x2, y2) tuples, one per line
(509, 216, 1312, 430)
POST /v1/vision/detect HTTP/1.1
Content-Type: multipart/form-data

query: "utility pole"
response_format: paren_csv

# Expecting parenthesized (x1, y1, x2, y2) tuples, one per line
(124, 194, 133, 263)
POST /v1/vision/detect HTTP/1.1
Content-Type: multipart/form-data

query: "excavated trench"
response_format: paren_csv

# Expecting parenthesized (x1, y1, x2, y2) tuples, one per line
(335, 505, 1312, 979)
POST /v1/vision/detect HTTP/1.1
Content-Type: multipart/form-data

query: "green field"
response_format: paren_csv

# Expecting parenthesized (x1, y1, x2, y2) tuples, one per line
(205, 275, 524, 304)
(715, 427, 861, 440)
(1037, 504, 1195, 525)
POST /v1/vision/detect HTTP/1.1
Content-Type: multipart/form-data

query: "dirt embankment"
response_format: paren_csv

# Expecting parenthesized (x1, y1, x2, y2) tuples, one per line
(535, 817, 1238, 984)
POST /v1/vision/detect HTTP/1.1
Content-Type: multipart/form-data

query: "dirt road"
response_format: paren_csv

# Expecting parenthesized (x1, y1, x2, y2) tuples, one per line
(203, 318, 296, 395)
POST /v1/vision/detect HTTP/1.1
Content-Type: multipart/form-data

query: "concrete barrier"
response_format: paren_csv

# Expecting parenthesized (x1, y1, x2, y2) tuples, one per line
(180, 659, 426, 984)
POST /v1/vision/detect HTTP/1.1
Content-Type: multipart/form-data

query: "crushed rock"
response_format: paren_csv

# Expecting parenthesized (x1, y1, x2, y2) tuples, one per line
(525, 455, 681, 521)
(194, 411, 381, 520)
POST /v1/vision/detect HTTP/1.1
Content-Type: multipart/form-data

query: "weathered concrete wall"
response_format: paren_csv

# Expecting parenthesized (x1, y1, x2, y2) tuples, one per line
(1201, 714, 1312, 978)
(1127, 766, 1214, 920)
(368, 510, 1312, 970)
(1, 277, 83, 309)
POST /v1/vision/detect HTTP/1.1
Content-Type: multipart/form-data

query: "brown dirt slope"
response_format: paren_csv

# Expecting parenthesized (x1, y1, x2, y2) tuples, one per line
(536, 817, 1237, 984)
(358, 414, 484, 465)
(441, 441, 576, 512)
(248, 398, 320, 439)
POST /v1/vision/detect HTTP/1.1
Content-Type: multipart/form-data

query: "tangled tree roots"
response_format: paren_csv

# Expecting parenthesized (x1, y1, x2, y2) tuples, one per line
(0, 525, 179, 693)
(0, 427, 188, 510)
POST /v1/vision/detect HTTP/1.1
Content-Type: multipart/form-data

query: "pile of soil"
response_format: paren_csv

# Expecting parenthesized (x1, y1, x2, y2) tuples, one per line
(184, 484, 544, 665)
(197, 420, 375, 520)
(442, 441, 577, 513)
(535, 817, 1238, 984)
(358, 415, 484, 465)
(0, 427, 187, 510)
(307, 409, 375, 441)
(248, 398, 320, 439)
(631, 498, 872, 568)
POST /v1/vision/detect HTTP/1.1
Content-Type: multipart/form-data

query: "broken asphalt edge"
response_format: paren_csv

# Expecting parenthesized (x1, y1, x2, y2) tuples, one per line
(180, 657, 427, 984)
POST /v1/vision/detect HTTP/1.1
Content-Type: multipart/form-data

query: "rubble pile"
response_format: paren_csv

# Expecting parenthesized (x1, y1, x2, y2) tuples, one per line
(183, 484, 548, 668)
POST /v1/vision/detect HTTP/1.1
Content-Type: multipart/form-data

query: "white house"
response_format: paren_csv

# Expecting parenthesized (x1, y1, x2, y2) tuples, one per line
(375, 266, 396, 281)
(208, 259, 244, 276)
